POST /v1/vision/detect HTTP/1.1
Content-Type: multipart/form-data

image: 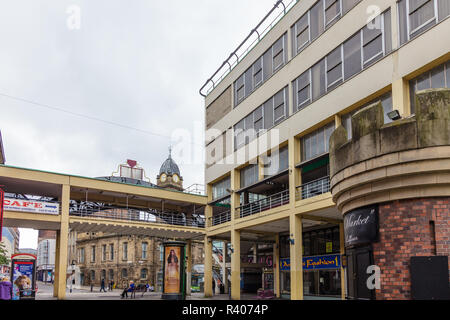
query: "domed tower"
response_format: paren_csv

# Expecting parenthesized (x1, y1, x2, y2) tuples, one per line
(157, 148, 183, 191)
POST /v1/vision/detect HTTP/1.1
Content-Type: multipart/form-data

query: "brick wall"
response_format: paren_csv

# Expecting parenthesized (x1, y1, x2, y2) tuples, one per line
(373, 198, 450, 300)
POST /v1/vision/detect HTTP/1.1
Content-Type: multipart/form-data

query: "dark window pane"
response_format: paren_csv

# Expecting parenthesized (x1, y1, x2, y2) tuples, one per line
(312, 59, 326, 100)
(409, 0, 436, 37)
(384, 9, 392, 53)
(431, 64, 446, 88)
(263, 49, 273, 82)
(398, 0, 408, 45)
(439, 0, 450, 21)
(325, 0, 341, 27)
(264, 99, 274, 129)
(310, 0, 325, 40)
(447, 61, 450, 87)
(344, 32, 362, 80)
(363, 35, 383, 66)
(342, 0, 361, 14)
(245, 68, 253, 97)
(296, 13, 309, 53)
(417, 72, 431, 90)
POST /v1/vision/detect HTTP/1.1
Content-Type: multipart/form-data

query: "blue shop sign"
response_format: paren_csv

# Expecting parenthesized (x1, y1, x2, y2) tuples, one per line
(280, 254, 341, 271)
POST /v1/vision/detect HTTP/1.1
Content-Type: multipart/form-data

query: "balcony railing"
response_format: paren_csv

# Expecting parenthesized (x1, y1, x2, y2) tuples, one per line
(209, 210, 231, 227)
(295, 176, 330, 201)
(236, 189, 289, 219)
(69, 203, 205, 228)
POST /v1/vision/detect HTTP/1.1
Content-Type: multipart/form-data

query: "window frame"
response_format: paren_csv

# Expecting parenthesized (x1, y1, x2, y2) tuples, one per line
(295, 69, 312, 110)
(407, 0, 438, 36)
(324, 0, 342, 29)
(362, 14, 385, 67)
(272, 36, 285, 72)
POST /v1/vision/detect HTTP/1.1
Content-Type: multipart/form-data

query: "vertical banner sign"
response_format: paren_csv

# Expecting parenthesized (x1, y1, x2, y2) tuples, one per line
(164, 246, 181, 294)
(11, 254, 37, 300)
(0, 187, 4, 241)
(161, 241, 186, 300)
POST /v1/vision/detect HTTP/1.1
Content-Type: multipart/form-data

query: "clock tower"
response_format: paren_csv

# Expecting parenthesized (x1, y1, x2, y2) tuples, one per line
(156, 147, 184, 191)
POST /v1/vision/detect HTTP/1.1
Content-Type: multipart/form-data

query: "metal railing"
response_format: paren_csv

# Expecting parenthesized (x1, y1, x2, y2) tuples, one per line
(236, 189, 289, 219)
(209, 210, 231, 227)
(69, 203, 205, 228)
(184, 183, 205, 196)
(199, 0, 297, 97)
(295, 176, 330, 201)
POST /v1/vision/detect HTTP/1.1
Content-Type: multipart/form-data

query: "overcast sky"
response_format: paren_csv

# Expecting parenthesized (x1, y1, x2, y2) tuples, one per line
(0, 0, 277, 248)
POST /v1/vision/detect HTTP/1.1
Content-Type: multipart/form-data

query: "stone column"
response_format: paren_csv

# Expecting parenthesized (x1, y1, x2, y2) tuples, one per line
(289, 214, 303, 300)
(231, 229, 241, 300)
(204, 236, 213, 297)
(273, 234, 281, 298)
(54, 184, 70, 300)
(222, 240, 228, 293)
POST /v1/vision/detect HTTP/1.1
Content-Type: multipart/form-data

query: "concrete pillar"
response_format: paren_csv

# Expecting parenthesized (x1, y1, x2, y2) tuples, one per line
(335, 114, 342, 128)
(392, 78, 411, 117)
(253, 243, 258, 264)
(289, 214, 303, 300)
(340, 223, 346, 300)
(54, 184, 70, 300)
(186, 240, 192, 295)
(288, 137, 301, 203)
(273, 234, 280, 298)
(53, 233, 60, 297)
(231, 169, 240, 221)
(231, 229, 241, 300)
(222, 240, 228, 293)
(204, 235, 213, 297)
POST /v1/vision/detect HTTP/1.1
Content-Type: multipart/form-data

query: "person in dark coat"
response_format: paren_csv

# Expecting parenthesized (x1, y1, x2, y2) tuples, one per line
(212, 278, 216, 295)
(100, 278, 107, 292)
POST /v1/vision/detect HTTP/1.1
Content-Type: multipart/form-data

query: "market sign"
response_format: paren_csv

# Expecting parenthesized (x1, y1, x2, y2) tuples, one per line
(344, 205, 379, 247)
(280, 254, 341, 271)
(3, 198, 59, 215)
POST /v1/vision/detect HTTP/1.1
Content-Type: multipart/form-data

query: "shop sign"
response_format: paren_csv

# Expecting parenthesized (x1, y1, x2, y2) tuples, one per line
(279, 254, 341, 271)
(3, 198, 59, 215)
(344, 205, 379, 247)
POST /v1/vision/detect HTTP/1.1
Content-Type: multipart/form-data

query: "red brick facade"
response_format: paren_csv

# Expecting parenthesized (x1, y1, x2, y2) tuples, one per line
(373, 198, 450, 300)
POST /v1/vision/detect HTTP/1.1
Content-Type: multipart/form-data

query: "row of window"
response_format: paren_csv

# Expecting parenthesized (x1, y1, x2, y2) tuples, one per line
(212, 176, 231, 200)
(234, 34, 288, 107)
(409, 60, 450, 113)
(293, 9, 392, 112)
(234, 87, 289, 151)
(234, 0, 364, 109)
(292, 0, 362, 58)
(398, 0, 450, 45)
(79, 242, 150, 263)
(280, 226, 341, 258)
(88, 268, 149, 281)
(228, 0, 450, 151)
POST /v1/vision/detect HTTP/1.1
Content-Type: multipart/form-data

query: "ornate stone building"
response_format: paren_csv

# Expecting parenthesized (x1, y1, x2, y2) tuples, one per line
(74, 153, 204, 289)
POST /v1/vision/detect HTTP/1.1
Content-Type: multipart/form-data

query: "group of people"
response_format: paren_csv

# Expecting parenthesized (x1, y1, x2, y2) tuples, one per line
(120, 281, 154, 299)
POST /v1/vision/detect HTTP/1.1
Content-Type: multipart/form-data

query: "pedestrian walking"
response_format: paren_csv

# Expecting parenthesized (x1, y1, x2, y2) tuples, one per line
(90, 280, 94, 292)
(100, 278, 107, 292)
(142, 283, 149, 297)
(212, 278, 216, 295)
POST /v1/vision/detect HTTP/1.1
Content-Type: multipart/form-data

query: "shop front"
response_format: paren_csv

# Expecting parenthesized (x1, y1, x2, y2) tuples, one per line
(279, 225, 343, 299)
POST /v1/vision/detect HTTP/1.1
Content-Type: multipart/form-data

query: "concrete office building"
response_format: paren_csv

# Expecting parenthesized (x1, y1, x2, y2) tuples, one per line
(200, 0, 450, 300)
